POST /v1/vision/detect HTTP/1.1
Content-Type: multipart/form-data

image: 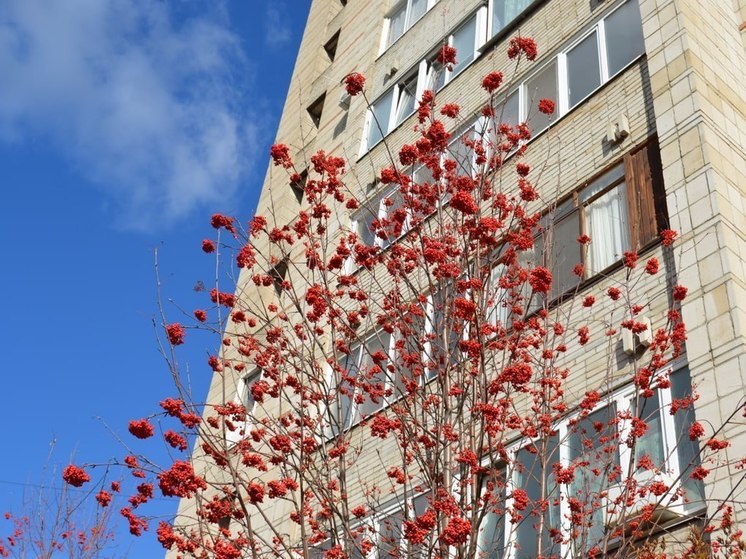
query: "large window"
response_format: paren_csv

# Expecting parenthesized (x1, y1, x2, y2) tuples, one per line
(523, 140, 665, 302)
(384, 0, 437, 49)
(478, 368, 703, 559)
(364, 9, 487, 153)
(493, 0, 645, 137)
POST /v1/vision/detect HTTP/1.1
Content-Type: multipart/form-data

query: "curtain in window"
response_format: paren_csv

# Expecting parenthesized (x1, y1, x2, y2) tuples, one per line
(585, 183, 630, 274)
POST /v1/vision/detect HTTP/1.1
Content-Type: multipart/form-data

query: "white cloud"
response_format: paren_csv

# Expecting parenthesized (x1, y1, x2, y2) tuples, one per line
(0, 0, 259, 230)
(264, 5, 291, 47)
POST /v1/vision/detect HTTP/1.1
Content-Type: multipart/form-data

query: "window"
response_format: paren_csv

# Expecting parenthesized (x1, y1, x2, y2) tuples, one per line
(270, 259, 289, 296)
(364, 72, 417, 150)
(383, 0, 436, 49)
(524, 140, 665, 302)
(331, 330, 396, 431)
(422, 11, 487, 91)
(478, 368, 703, 558)
(307, 93, 326, 128)
(324, 30, 340, 62)
(225, 369, 261, 446)
(290, 169, 308, 203)
(311, 492, 431, 559)
(496, 0, 644, 136)
(489, 0, 534, 37)
(364, 8, 487, 153)
(350, 185, 409, 250)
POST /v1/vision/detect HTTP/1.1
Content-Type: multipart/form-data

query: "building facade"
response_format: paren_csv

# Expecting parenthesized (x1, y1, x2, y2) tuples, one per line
(172, 0, 746, 557)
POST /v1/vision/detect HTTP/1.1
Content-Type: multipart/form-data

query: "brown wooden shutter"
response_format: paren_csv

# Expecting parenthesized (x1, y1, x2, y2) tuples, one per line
(624, 140, 668, 250)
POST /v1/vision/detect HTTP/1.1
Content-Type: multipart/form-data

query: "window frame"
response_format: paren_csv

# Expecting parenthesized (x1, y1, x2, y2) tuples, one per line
(363, 8, 488, 155)
(381, 0, 438, 52)
(478, 367, 702, 559)
(499, 0, 645, 138)
(225, 368, 262, 447)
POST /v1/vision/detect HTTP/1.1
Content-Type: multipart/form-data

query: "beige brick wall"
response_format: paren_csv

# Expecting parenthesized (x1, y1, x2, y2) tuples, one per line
(640, 0, 746, 515)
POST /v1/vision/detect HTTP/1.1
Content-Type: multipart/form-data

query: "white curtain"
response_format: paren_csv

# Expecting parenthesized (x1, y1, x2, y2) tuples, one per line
(585, 183, 630, 274)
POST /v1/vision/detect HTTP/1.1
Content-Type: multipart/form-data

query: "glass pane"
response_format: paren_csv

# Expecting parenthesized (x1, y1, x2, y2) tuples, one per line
(568, 405, 620, 547)
(380, 188, 407, 248)
(567, 31, 601, 108)
(452, 15, 477, 76)
(379, 510, 405, 558)
(243, 373, 259, 411)
(368, 89, 395, 148)
(409, 0, 428, 25)
(515, 434, 561, 559)
(478, 470, 507, 559)
(525, 60, 557, 134)
(334, 348, 360, 431)
(584, 182, 630, 274)
(498, 90, 520, 127)
(578, 164, 625, 203)
(448, 127, 476, 176)
(394, 75, 418, 125)
(387, 4, 407, 46)
(670, 368, 706, 506)
(426, 58, 446, 91)
(354, 196, 380, 247)
(633, 391, 665, 469)
(545, 211, 582, 298)
(605, 0, 645, 76)
(427, 288, 460, 379)
(487, 264, 510, 327)
(358, 333, 391, 418)
(492, 0, 533, 36)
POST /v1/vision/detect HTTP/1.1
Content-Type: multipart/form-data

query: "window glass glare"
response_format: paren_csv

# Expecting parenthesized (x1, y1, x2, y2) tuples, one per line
(368, 90, 394, 148)
(452, 15, 477, 75)
(568, 405, 620, 546)
(354, 199, 380, 247)
(387, 4, 407, 46)
(515, 434, 561, 559)
(395, 76, 418, 125)
(525, 60, 557, 134)
(605, 0, 645, 76)
(633, 391, 666, 468)
(584, 182, 630, 274)
(671, 368, 706, 504)
(410, 0, 428, 24)
(492, 0, 533, 36)
(579, 164, 625, 202)
(567, 31, 601, 108)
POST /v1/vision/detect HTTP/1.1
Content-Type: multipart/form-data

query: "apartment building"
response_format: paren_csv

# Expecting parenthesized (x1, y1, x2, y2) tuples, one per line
(173, 0, 746, 557)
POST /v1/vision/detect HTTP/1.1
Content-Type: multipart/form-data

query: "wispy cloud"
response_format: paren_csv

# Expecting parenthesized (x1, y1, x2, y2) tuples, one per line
(0, 0, 259, 230)
(264, 4, 291, 47)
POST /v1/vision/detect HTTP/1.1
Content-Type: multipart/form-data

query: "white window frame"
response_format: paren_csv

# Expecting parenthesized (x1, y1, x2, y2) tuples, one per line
(225, 368, 261, 447)
(363, 8, 488, 155)
(498, 0, 645, 138)
(478, 368, 699, 559)
(381, 0, 438, 53)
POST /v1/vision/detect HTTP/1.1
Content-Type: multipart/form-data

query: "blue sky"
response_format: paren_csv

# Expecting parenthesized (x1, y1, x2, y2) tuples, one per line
(0, 0, 309, 555)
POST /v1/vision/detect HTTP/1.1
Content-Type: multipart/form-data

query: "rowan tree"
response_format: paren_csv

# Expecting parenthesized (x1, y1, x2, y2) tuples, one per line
(63, 37, 745, 559)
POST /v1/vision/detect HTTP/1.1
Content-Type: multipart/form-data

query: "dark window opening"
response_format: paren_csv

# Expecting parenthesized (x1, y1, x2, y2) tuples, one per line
(324, 30, 340, 62)
(307, 93, 326, 128)
(290, 169, 308, 203)
(270, 259, 289, 296)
